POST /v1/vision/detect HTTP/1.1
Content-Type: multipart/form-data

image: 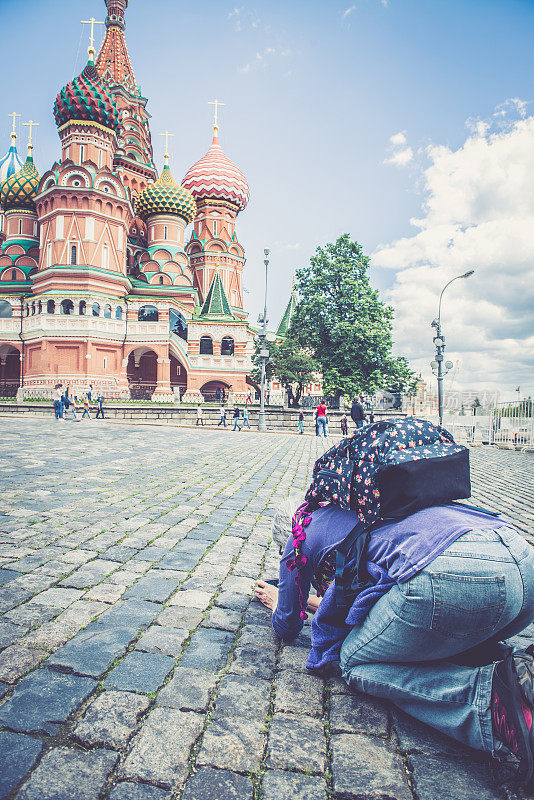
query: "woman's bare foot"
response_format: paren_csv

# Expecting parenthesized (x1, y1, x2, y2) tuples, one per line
(255, 580, 278, 611)
(307, 594, 321, 613)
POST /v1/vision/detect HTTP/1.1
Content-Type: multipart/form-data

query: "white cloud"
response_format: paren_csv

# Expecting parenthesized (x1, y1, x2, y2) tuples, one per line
(240, 46, 291, 74)
(373, 107, 534, 395)
(342, 5, 357, 18)
(384, 130, 414, 167)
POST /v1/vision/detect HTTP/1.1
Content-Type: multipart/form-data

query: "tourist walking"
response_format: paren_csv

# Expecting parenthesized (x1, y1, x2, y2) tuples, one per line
(298, 410, 304, 435)
(196, 404, 204, 426)
(87, 383, 93, 403)
(350, 395, 366, 430)
(215, 388, 221, 402)
(316, 401, 327, 437)
(95, 394, 105, 419)
(81, 395, 91, 420)
(255, 420, 534, 788)
(218, 405, 226, 427)
(242, 405, 251, 429)
(232, 405, 242, 431)
(340, 414, 348, 436)
(53, 384, 63, 419)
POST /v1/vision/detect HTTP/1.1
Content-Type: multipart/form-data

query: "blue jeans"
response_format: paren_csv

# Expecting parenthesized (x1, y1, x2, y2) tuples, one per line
(233, 418, 241, 431)
(243, 418, 251, 429)
(298, 421, 304, 434)
(82, 409, 91, 419)
(317, 417, 327, 437)
(54, 401, 61, 419)
(340, 526, 534, 755)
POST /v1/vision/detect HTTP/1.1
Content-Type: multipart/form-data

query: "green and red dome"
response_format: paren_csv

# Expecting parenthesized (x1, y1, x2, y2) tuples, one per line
(54, 60, 120, 133)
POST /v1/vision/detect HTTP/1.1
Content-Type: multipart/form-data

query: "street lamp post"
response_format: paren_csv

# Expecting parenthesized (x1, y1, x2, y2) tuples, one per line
(257, 249, 270, 431)
(431, 270, 474, 426)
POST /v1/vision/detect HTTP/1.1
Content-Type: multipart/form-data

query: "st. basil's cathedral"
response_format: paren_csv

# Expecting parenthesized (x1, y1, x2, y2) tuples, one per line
(0, 0, 290, 403)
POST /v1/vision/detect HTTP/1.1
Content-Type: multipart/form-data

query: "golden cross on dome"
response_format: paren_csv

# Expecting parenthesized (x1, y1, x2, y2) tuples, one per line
(208, 99, 225, 131)
(23, 120, 39, 153)
(81, 17, 104, 59)
(159, 132, 174, 167)
(8, 112, 20, 143)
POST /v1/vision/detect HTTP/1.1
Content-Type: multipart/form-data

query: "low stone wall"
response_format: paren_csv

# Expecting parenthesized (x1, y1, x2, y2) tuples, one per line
(0, 402, 404, 433)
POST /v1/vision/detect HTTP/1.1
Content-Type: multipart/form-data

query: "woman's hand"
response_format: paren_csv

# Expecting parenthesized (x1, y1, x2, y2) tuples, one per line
(255, 580, 278, 611)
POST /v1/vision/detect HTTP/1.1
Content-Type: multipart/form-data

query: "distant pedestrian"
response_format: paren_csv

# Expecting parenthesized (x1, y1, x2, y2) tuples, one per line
(221, 388, 225, 402)
(82, 395, 91, 420)
(298, 410, 304, 435)
(246, 390, 252, 405)
(369, 411, 375, 424)
(95, 394, 104, 419)
(242, 405, 251, 429)
(215, 388, 221, 402)
(232, 405, 242, 431)
(341, 414, 348, 436)
(350, 395, 366, 430)
(218, 405, 226, 427)
(87, 383, 93, 403)
(196, 404, 204, 426)
(53, 383, 63, 419)
(316, 401, 327, 437)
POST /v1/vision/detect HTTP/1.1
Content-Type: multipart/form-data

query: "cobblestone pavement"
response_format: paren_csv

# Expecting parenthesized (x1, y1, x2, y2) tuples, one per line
(0, 418, 533, 800)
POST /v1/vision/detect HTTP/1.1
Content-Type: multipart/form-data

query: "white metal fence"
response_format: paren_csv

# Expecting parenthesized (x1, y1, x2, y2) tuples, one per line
(489, 401, 534, 450)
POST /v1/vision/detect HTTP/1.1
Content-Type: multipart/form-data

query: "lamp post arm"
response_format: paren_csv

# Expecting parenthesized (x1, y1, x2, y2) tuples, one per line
(437, 276, 460, 329)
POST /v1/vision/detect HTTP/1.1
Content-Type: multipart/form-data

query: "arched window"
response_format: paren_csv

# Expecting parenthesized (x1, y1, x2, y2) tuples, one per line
(47, 300, 55, 314)
(199, 336, 213, 355)
(79, 301, 86, 315)
(18, 219, 22, 235)
(138, 305, 158, 322)
(61, 299, 74, 315)
(11, 269, 17, 281)
(0, 300, 12, 318)
(70, 244, 77, 265)
(221, 336, 234, 356)
(102, 245, 109, 269)
(104, 304, 112, 318)
(92, 303, 100, 317)
(31, 303, 35, 315)
(163, 226, 168, 240)
(115, 306, 123, 320)
(158, 276, 163, 285)
(170, 309, 187, 341)
(37, 301, 42, 314)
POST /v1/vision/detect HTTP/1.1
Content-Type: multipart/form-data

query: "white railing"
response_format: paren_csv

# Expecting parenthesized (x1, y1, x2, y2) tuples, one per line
(489, 401, 534, 450)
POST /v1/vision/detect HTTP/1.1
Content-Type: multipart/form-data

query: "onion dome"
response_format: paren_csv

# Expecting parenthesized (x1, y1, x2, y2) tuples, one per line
(0, 142, 23, 187)
(135, 164, 196, 223)
(182, 128, 249, 212)
(0, 155, 40, 212)
(53, 59, 120, 133)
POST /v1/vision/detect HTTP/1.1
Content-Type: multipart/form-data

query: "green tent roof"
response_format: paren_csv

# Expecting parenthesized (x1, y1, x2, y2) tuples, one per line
(199, 271, 234, 319)
(276, 291, 298, 337)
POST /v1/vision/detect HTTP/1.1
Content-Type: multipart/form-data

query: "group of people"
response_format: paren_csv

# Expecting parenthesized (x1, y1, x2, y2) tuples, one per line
(308, 395, 375, 437)
(196, 403, 252, 431)
(52, 383, 104, 420)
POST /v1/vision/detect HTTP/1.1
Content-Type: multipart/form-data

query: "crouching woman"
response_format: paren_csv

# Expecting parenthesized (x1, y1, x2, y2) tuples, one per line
(255, 500, 534, 786)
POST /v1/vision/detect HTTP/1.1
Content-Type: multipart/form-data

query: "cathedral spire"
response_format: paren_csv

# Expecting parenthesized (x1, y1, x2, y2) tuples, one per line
(96, 0, 136, 91)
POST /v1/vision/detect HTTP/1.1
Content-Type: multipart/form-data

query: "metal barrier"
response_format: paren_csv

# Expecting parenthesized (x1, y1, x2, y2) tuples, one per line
(489, 401, 534, 450)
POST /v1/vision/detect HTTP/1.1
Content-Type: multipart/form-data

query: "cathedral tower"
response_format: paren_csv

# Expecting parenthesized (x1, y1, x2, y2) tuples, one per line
(96, 0, 157, 199)
(182, 113, 249, 319)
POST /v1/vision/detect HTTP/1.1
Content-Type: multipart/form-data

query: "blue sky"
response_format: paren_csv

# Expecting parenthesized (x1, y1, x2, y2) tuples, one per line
(2, 0, 533, 396)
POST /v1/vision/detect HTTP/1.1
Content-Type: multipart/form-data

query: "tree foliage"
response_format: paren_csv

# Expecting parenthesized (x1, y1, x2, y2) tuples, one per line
(293, 234, 417, 398)
(251, 334, 317, 407)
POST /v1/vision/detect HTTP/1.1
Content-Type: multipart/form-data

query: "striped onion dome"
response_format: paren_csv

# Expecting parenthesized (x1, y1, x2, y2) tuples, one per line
(135, 164, 196, 223)
(54, 59, 120, 133)
(182, 128, 249, 212)
(0, 142, 24, 187)
(0, 155, 40, 212)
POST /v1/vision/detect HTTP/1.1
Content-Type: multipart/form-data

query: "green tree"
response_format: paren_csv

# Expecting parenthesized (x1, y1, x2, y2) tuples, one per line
(293, 234, 417, 398)
(251, 334, 317, 407)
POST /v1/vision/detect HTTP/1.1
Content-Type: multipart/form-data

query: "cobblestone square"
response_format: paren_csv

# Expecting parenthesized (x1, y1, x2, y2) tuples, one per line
(0, 418, 533, 799)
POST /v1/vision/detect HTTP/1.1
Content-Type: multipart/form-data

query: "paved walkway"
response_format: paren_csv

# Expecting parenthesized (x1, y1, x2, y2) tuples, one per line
(0, 418, 532, 800)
